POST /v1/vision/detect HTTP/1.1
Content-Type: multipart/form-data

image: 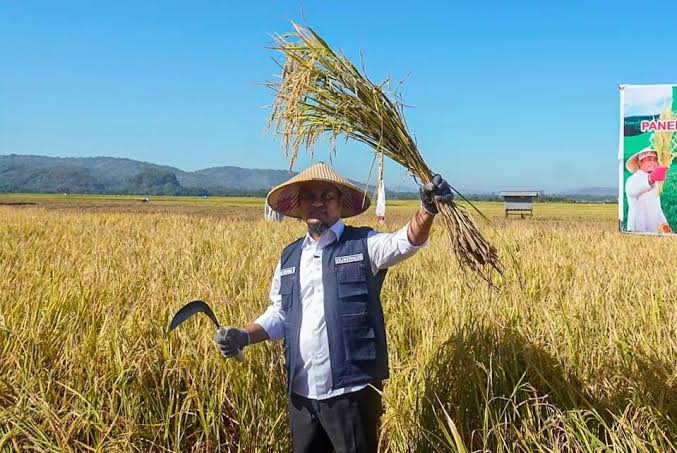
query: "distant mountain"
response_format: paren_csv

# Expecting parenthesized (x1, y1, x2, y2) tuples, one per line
(0, 154, 412, 197)
(0, 154, 301, 195)
(179, 166, 297, 191)
(0, 154, 619, 200)
(567, 187, 617, 197)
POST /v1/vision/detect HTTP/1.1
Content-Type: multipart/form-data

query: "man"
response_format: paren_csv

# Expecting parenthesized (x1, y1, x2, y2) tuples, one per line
(214, 162, 453, 452)
(625, 147, 670, 233)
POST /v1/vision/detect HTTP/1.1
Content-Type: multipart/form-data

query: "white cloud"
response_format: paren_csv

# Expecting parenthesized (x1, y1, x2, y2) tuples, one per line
(623, 85, 673, 117)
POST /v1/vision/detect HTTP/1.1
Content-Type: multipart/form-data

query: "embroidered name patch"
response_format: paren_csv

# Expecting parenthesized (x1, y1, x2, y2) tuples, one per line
(335, 253, 364, 265)
(280, 266, 296, 276)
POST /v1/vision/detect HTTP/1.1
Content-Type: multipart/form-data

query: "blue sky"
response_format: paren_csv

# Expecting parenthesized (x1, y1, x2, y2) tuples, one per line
(2, 1, 677, 192)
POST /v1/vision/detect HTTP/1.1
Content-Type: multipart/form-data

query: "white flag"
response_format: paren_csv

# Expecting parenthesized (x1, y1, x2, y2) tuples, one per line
(375, 178, 386, 224)
(265, 202, 283, 222)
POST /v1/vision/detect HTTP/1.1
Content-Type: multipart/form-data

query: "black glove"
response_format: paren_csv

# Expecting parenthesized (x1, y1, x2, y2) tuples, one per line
(419, 174, 454, 215)
(213, 327, 249, 359)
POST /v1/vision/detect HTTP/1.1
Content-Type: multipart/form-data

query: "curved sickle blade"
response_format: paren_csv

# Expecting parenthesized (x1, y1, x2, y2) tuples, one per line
(168, 300, 220, 332)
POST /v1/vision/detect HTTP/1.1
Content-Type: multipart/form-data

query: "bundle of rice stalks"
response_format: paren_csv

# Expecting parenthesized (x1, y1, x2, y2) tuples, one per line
(267, 23, 503, 281)
(651, 107, 677, 194)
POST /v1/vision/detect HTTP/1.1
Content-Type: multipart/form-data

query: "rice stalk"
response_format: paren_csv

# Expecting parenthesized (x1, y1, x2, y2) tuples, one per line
(651, 107, 677, 194)
(267, 23, 502, 282)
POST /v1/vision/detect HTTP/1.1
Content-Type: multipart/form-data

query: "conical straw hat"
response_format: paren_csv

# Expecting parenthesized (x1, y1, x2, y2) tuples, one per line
(626, 147, 658, 173)
(267, 162, 370, 219)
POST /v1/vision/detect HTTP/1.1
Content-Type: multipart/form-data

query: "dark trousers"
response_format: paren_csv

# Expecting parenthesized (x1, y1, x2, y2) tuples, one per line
(288, 383, 383, 453)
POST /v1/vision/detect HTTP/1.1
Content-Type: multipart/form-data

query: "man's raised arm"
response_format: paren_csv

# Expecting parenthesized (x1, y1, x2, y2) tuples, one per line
(368, 174, 454, 272)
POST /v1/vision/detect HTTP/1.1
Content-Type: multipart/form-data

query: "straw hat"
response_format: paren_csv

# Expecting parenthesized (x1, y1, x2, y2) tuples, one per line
(626, 147, 658, 173)
(267, 162, 370, 219)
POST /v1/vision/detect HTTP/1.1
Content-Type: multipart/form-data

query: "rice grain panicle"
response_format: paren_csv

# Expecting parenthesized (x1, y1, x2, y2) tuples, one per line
(267, 23, 503, 282)
(651, 107, 677, 195)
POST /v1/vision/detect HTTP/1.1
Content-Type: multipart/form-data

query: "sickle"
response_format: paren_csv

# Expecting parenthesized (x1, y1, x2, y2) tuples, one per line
(168, 300, 244, 362)
(168, 300, 220, 331)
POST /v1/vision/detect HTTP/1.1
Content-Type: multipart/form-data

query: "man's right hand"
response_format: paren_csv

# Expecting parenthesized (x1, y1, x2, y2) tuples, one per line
(649, 166, 669, 185)
(213, 327, 249, 359)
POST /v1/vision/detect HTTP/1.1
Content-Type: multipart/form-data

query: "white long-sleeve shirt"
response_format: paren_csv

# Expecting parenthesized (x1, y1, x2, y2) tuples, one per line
(626, 170, 667, 233)
(254, 220, 425, 400)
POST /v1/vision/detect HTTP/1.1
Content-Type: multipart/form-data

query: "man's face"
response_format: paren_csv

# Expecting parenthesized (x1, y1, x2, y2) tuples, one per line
(639, 155, 658, 173)
(298, 181, 343, 229)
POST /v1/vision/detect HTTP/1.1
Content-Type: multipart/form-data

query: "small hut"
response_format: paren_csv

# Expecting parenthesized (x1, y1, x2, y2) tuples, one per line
(499, 191, 539, 218)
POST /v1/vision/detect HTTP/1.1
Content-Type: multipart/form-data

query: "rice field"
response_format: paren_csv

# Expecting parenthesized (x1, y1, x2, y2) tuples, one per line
(0, 195, 675, 452)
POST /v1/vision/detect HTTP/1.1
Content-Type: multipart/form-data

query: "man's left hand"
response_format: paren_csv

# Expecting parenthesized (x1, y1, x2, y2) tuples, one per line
(420, 174, 454, 215)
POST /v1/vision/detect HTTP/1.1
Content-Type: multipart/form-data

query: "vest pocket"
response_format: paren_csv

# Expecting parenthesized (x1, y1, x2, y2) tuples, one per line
(337, 281, 368, 299)
(279, 276, 294, 311)
(336, 262, 369, 299)
(343, 325, 376, 361)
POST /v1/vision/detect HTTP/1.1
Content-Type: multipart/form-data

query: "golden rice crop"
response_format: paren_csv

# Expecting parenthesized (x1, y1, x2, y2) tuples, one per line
(267, 24, 502, 283)
(0, 200, 676, 452)
(652, 107, 677, 195)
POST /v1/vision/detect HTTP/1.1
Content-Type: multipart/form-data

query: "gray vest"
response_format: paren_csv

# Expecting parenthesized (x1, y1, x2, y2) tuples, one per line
(278, 226, 389, 394)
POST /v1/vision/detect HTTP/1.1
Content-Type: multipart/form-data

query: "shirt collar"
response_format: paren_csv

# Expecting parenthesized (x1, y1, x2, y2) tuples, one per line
(302, 219, 345, 250)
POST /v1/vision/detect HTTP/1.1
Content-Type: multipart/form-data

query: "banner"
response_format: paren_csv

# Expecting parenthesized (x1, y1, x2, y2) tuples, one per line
(619, 84, 677, 235)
